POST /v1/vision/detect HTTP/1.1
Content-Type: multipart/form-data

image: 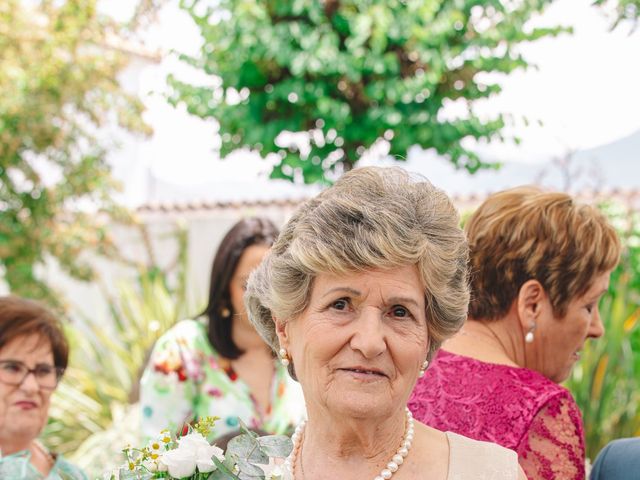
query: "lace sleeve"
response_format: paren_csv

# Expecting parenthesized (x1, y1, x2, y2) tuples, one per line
(516, 390, 585, 480)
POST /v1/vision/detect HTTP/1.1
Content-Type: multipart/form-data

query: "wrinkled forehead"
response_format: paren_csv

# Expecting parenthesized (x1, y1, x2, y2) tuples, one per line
(309, 266, 426, 303)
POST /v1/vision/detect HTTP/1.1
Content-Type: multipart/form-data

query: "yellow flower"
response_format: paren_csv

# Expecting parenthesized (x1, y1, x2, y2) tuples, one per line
(148, 434, 166, 460)
(160, 429, 171, 444)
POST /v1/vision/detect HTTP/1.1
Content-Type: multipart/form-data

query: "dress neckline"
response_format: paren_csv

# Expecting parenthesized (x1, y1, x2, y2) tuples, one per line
(436, 349, 559, 386)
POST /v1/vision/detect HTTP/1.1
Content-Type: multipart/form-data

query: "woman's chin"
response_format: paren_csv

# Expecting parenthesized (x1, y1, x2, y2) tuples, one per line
(326, 392, 394, 420)
(7, 418, 45, 441)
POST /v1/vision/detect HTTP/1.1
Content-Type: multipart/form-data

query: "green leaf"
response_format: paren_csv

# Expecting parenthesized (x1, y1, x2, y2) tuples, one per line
(257, 435, 293, 458)
(226, 434, 269, 465)
(209, 456, 241, 479)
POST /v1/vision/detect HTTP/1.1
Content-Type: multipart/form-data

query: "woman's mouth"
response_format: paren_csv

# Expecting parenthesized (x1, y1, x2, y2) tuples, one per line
(14, 400, 38, 410)
(339, 367, 387, 378)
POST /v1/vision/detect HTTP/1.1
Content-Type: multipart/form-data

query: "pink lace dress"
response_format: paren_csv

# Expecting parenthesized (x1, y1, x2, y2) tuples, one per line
(409, 350, 585, 480)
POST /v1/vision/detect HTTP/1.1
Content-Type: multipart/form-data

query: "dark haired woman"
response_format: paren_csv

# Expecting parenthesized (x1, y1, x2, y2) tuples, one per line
(140, 218, 305, 439)
(0, 295, 87, 479)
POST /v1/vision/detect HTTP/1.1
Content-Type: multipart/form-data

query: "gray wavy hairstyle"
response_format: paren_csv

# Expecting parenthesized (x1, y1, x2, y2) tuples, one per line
(245, 166, 469, 377)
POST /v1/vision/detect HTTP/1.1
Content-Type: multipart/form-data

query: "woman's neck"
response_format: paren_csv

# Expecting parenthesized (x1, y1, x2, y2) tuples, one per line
(231, 316, 271, 353)
(0, 437, 31, 456)
(447, 316, 525, 368)
(299, 406, 407, 478)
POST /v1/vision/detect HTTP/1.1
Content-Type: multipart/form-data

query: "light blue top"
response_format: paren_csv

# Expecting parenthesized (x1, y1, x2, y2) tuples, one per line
(0, 449, 87, 480)
(590, 437, 640, 480)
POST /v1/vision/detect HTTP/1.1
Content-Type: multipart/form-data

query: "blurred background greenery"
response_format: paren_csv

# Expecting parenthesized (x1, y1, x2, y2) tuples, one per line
(44, 226, 191, 476)
(566, 203, 640, 460)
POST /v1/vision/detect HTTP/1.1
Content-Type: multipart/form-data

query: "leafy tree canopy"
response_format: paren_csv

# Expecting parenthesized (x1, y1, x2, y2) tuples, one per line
(170, 0, 570, 184)
(595, 0, 640, 30)
(0, 0, 151, 306)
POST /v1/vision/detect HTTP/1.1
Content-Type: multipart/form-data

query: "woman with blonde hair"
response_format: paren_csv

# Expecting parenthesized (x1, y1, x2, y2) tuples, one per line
(246, 167, 526, 479)
(409, 186, 621, 480)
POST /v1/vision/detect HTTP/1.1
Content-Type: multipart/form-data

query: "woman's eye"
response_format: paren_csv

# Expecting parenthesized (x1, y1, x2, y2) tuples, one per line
(586, 304, 594, 314)
(2, 362, 21, 373)
(331, 299, 349, 310)
(390, 306, 410, 318)
(35, 366, 55, 377)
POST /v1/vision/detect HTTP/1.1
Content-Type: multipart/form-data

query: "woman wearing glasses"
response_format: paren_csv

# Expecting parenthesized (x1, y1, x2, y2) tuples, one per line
(0, 295, 87, 479)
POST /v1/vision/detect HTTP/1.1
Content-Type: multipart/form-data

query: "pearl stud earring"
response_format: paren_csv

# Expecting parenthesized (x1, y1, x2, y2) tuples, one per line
(279, 348, 290, 367)
(525, 323, 536, 344)
(419, 359, 429, 377)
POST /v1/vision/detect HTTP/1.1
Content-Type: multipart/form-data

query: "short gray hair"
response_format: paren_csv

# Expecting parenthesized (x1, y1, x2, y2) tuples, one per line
(245, 167, 469, 375)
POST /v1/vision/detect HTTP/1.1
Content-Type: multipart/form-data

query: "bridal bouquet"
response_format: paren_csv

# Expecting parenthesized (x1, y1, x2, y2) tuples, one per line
(108, 417, 292, 480)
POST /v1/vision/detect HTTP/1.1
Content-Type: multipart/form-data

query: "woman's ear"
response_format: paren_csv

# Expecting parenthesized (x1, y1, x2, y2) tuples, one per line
(516, 279, 546, 330)
(274, 315, 289, 349)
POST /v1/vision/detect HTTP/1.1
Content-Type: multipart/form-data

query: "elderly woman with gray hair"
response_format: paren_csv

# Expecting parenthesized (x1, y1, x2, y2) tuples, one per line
(245, 167, 526, 480)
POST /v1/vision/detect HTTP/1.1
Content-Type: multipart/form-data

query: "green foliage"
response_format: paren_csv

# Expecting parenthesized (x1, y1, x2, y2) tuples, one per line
(170, 0, 568, 183)
(195, 416, 221, 438)
(0, 0, 151, 306)
(566, 203, 640, 459)
(43, 226, 191, 465)
(111, 418, 291, 480)
(593, 0, 640, 30)
(218, 420, 292, 480)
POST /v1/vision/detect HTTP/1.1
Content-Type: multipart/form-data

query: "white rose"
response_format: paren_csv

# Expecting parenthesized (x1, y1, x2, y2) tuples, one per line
(267, 465, 284, 479)
(161, 432, 225, 477)
(160, 447, 197, 478)
(258, 458, 287, 479)
(177, 432, 210, 450)
(196, 444, 225, 473)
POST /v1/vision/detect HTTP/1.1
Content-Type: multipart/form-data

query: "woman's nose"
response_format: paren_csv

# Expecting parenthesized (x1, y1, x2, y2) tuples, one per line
(19, 371, 41, 392)
(349, 308, 386, 358)
(589, 308, 605, 339)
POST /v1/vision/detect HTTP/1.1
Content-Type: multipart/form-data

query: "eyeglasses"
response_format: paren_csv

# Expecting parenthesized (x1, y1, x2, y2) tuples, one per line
(0, 360, 65, 390)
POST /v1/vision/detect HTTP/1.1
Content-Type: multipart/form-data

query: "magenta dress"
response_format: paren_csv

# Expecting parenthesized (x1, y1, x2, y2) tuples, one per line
(409, 350, 585, 480)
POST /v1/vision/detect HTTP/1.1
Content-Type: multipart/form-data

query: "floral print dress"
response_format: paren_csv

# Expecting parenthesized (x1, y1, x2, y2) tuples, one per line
(140, 319, 306, 440)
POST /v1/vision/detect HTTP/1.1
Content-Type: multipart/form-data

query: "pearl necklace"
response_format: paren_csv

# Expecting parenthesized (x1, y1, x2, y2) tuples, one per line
(284, 408, 415, 480)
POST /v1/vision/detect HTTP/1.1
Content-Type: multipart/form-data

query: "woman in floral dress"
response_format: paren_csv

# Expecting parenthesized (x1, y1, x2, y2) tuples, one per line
(140, 218, 305, 440)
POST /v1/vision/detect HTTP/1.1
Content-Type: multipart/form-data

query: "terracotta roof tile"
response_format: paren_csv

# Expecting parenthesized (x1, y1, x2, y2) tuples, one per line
(135, 188, 640, 214)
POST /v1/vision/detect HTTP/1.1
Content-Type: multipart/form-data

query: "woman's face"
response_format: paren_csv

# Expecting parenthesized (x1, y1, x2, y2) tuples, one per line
(229, 244, 271, 327)
(278, 266, 429, 420)
(0, 334, 55, 447)
(531, 271, 610, 383)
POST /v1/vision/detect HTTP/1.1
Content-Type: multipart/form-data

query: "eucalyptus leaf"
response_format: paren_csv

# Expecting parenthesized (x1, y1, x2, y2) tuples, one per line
(209, 456, 240, 479)
(238, 419, 259, 439)
(256, 435, 293, 458)
(226, 434, 269, 464)
(236, 459, 266, 480)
